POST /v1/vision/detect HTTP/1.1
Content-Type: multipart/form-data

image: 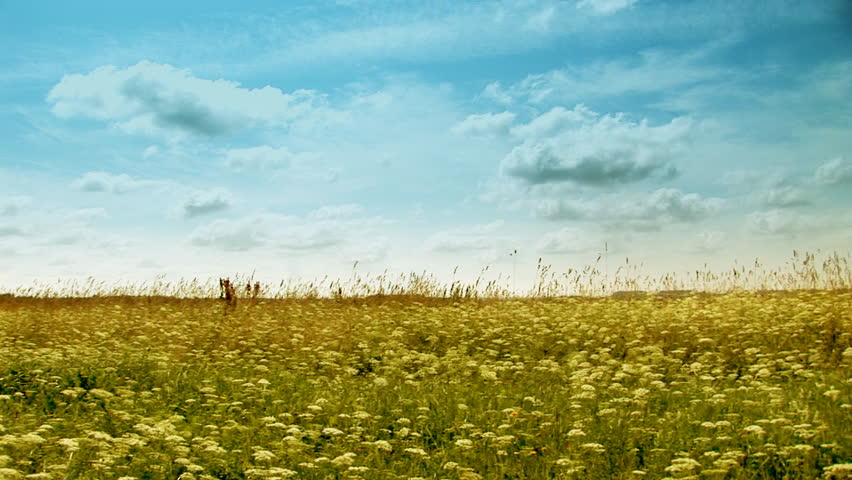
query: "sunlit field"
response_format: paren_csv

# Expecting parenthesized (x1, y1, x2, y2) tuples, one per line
(1, 254, 851, 479)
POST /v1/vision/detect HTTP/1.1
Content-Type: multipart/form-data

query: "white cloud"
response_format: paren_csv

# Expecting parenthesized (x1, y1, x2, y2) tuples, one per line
(424, 220, 505, 253)
(760, 185, 809, 208)
(452, 111, 516, 137)
(501, 107, 691, 186)
(530, 195, 597, 220)
(142, 145, 160, 159)
(307, 204, 364, 220)
(530, 188, 723, 229)
(480, 81, 513, 105)
(814, 157, 852, 185)
(47, 61, 330, 138)
(536, 227, 597, 253)
(631, 188, 724, 222)
(748, 210, 799, 235)
(525, 5, 557, 32)
(189, 210, 384, 253)
(72, 171, 162, 194)
(69, 208, 109, 223)
(485, 45, 727, 107)
(0, 196, 30, 216)
(0, 225, 27, 237)
(509, 105, 595, 139)
(189, 216, 270, 251)
(276, 223, 346, 250)
(224, 145, 297, 170)
(182, 190, 232, 218)
(576, 0, 638, 15)
(273, 2, 573, 67)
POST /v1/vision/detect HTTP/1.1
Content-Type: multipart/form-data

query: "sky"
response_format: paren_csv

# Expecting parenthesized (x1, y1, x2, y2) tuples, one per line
(1, 0, 851, 292)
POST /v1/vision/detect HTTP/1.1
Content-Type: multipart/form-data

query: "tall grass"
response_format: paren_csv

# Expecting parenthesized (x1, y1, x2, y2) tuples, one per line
(0, 276, 850, 479)
(4, 251, 850, 300)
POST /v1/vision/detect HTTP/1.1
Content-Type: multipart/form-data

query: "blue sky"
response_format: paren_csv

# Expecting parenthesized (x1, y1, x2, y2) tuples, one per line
(1, 0, 851, 291)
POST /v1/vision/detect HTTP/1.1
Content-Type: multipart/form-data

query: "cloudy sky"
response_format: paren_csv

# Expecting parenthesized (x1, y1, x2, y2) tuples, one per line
(1, 0, 851, 291)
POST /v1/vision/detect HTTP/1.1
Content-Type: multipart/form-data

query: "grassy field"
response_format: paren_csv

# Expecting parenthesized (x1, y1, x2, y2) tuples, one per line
(1, 253, 851, 479)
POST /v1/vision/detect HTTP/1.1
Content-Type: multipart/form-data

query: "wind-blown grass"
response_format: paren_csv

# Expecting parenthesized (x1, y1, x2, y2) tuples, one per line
(0, 252, 850, 479)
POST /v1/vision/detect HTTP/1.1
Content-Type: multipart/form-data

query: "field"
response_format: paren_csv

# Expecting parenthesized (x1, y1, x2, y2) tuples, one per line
(1, 260, 851, 479)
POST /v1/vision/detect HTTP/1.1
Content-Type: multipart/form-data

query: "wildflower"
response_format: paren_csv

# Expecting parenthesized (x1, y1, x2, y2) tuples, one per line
(331, 452, 356, 466)
(57, 438, 80, 451)
(824, 389, 841, 401)
(665, 457, 701, 475)
(823, 463, 852, 479)
(580, 443, 605, 453)
(455, 438, 474, 449)
(252, 449, 276, 462)
(404, 448, 429, 457)
(479, 367, 498, 380)
(89, 389, 114, 399)
(372, 440, 393, 452)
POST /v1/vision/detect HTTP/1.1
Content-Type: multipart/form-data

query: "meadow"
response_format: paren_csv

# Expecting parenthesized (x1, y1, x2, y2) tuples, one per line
(0, 253, 850, 480)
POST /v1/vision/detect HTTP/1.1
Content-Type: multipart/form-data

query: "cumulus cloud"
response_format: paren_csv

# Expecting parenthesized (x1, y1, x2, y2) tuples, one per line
(47, 61, 327, 138)
(224, 145, 297, 170)
(500, 107, 690, 186)
(72, 171, 158, 194)
(0, 196, 30, 216)
(576, 0, 638, 15)
(630, 188, 724, 222)
(814, 157, 852, 185)
(451, 112, 515, 137)
(760, 185, 810, 208)
(182, 190, 232, 218)
(424, 220, 505, 252)
(532, 188, 723, 228)
(509, 105, 595, 139)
